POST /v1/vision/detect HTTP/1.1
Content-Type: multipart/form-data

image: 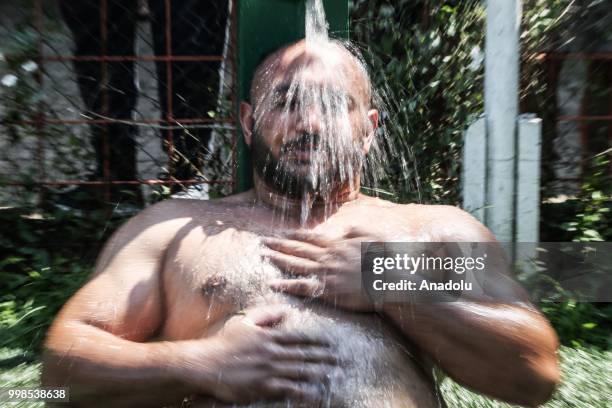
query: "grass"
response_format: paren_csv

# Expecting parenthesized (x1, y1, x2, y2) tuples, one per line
(0, 346, 610, 407)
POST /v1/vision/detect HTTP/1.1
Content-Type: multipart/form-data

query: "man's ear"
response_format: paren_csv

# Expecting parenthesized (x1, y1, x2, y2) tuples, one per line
(363, 109, 379, 154)
(239, 102, 254, 147)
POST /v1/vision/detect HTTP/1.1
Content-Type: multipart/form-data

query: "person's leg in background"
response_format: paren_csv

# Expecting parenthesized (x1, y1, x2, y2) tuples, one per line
(149, 0, 229, 191)
(58, 0, 142, 206)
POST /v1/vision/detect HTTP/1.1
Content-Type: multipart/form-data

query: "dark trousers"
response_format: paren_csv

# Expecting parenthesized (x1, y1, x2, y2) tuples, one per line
(59, 0, 228, 183)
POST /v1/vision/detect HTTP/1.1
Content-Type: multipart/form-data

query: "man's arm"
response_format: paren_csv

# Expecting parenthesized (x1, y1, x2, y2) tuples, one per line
(383, 207, 559, 407)
(264, 208, 560, 407)
(384, 302, 558, 406)
(41, 200, 198, 407)
(43, 200, 338, 407)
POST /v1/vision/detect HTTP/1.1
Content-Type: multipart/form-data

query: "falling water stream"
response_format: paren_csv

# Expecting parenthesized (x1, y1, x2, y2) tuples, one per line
(305, 0, 329, 42)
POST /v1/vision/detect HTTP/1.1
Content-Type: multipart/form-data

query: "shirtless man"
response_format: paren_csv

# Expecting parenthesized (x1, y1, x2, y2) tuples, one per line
(42, 39, 559, 407)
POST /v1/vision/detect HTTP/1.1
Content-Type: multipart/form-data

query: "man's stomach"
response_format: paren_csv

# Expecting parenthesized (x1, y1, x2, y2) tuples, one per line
(191, 297, 442, 408)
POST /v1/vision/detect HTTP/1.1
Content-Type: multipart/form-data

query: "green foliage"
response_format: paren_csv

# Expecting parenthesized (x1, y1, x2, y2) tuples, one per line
(349, 0, 580, 205)
(350, 0, 485, 204)
(535, 154, 611, 350)
(541, 299, 611, 350)
(537, 154, 611, 350)
(541, 154, 612, 242)
(560, 155, 612, 242)
(0, 207, 127, 353)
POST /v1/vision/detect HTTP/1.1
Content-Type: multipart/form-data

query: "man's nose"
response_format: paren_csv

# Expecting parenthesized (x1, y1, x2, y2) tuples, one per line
(295, 103, 323, 134)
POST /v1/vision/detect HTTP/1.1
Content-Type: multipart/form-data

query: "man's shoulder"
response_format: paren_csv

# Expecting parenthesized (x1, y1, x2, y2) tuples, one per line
(366, 197, 471, 220)
(129, 192, 252, 232)
(399, 202, 474, 219)
(140, 191, 252, 220)
(379, 200, 493, 241)
(136, 197, 211, 221)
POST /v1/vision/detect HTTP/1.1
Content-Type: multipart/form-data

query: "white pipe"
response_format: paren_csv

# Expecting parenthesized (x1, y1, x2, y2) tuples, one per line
(484, 0, 522, 242)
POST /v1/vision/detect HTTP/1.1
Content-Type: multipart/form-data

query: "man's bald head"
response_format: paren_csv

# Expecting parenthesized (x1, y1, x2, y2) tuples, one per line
(249, 39, 373, 110)
(239, 38, 380, 200)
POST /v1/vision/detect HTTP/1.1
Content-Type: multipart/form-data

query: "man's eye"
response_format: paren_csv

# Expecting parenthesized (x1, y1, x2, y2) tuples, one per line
(271, 96, 298, 111)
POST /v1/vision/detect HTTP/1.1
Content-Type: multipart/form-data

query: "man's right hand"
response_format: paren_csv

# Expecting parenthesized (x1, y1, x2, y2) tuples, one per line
(180, 305, 338, 405)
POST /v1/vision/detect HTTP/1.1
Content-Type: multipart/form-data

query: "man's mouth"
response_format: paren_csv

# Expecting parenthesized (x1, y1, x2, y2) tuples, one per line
(291, 145, 318, 161)
(282, 135, 321, 162)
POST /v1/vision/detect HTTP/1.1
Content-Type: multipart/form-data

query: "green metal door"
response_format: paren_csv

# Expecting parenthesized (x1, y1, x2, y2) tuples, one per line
(235, 0, 349, 192)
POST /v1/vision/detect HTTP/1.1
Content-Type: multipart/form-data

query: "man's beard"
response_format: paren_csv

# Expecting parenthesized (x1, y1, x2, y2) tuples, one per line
(251, 130, 364, 200)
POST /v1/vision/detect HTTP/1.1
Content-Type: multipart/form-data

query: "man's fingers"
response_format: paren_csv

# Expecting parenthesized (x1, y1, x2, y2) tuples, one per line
(271, 345, 338, 365)
(270, 331, 331, 347)
(285, 230, 330, 247)
(270, 362, 335, 382)
(266, 251, 321, 276)
(270, 278, 324, 298)
(262, 237, 325, 261)
(262, 378, 323, 403)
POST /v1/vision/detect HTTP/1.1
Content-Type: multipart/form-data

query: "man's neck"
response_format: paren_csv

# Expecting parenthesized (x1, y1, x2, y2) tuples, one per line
(252, 173, 361, 224)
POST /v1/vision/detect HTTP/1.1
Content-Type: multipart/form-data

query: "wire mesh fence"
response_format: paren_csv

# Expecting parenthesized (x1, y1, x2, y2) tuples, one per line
(522, 0, 612, 195)
(0, 0, 236, 209)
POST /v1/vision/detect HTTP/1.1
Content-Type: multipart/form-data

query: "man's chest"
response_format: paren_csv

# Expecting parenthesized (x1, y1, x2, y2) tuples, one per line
(157, 205, 429, 339)
(160, 225, 280, 339)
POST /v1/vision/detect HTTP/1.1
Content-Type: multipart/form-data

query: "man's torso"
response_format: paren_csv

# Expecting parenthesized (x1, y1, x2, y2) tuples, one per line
(158, 195, 444, 407)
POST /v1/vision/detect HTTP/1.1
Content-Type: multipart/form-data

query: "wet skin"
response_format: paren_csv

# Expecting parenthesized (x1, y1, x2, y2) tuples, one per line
(42, 40, 559, 407)
(159, 193, 444, 407)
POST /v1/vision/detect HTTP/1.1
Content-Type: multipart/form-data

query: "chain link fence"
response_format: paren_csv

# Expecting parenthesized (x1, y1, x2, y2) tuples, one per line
(0, 0, 236, 209)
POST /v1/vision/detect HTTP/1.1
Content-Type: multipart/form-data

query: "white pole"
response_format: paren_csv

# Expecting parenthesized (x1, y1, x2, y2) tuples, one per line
(484, 0, 522, 242)
(516, 114, 542, 244)
(463, 116, 487, 223)
(515, 114, 542, 277)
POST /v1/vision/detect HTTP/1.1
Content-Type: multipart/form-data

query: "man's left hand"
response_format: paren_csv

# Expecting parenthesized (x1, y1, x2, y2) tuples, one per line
(263, 229, 375, 312)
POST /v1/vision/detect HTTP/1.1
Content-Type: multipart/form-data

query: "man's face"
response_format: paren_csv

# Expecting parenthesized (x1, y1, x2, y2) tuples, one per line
(243, 42, 378, 199)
